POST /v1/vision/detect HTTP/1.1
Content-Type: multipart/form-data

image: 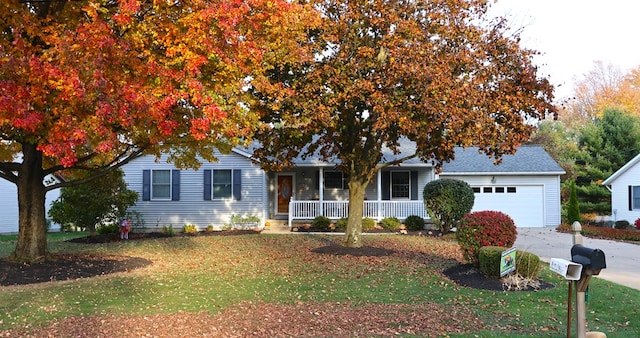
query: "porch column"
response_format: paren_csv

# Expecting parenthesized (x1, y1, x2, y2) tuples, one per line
(377, 170, 382, 220)
(319, 167, 324, 217)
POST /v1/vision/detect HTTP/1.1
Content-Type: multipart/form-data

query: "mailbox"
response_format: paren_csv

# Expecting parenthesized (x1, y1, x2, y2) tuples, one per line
(571, 244, 606, 271)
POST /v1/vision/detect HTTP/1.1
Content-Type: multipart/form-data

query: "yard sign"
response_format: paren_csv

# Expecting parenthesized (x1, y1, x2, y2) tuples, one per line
(500, 247, 517, 277)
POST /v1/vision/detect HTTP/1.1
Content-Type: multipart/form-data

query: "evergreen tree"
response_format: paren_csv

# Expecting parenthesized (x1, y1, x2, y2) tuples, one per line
(567, 181, 581, 223)
(575, 109, 640, 215)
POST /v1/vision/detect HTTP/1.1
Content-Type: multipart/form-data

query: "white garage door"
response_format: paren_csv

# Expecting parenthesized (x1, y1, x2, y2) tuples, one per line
(471, 185, 544, 227)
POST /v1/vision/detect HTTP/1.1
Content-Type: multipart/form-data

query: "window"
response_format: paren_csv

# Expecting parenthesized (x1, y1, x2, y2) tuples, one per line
(213, 170, 232, 199)
(204, 169, 241, 201)
(391, 171, 410, 199)
(633, 186, 640, 209)
(495, 187, 505, 193)
(507, 187, 517, 193)
(143, 170, 179, 201)
(152, 170, 171, 200)
(324, 171, 345, 189)
(472, 187, 481, 193)
(483, 187, 492, 193)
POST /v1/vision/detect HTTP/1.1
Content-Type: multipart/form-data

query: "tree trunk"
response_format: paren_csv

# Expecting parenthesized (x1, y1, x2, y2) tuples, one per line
(13, 144, 48, 263)
(343, 179, 368, 248)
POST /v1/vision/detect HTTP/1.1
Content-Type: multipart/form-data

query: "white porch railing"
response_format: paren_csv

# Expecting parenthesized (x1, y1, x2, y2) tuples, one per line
(288, 200, 429, 227)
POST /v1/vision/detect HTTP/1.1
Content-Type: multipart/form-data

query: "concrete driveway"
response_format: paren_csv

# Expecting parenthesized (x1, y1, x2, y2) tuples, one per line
(515, 227, 640, 291)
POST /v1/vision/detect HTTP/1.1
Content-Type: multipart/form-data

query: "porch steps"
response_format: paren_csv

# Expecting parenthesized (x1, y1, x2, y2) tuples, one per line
(262, 220, 291, 234)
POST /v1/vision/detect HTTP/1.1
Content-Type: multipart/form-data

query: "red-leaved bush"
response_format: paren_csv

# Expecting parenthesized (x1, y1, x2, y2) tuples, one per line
(635, 218, 640, 230)
(456, 210, 517, 265)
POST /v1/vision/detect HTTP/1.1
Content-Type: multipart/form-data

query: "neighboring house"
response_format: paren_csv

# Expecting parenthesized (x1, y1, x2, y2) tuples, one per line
(602, 153, 640, 224)
(0, 176, 61, 234)
(123, 143, 564, 230)
(439, 146, 565, 228)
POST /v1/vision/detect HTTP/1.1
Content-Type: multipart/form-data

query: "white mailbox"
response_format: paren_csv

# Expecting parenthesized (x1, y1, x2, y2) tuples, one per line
(550, 258, 583, 280)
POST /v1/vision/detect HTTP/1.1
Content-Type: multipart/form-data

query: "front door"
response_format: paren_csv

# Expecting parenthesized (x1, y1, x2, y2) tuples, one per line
(276, 174, 294, 214)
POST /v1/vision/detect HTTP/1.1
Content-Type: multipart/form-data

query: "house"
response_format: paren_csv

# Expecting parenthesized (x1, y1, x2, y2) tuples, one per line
(120, 148, 269, 231)
(0, 176, 61, 234)
(602, 153, 640, 224)
(439, 146, 565, 228)
(122, 144, 564, 230)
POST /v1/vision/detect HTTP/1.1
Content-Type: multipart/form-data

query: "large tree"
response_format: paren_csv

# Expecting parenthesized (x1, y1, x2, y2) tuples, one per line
(0, 0, 315, 262)
(251, 0, 555, 247)
(560, 61, 640, 128)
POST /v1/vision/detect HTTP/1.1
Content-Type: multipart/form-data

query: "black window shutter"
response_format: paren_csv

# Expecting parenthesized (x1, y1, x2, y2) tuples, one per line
(382, 171, 390, 200)
(410, 171, 418, 200)
(204, 169, 212, 200)
(233, 169, 241, 200)
(142, 170, 150, 201)
(629, 185, 633, 210)
(172, 170, 180, 201)
(315, 170, 320, 190)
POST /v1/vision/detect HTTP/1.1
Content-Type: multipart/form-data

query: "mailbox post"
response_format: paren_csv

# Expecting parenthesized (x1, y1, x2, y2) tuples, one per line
(571, 244, 607, 338)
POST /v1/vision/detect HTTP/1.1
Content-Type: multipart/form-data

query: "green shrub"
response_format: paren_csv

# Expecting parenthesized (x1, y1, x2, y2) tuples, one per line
(404, 215, 425, 231)
(516, 250, 541, 279)
(423, 178, 474, 233)
(457, 210, 517, 265)
(97, 223, 119, 235)
(335, 218, 348, 230)
(162, 224, 175, 236)
(615, 220, 631, 229)
(478, 246, 505, 278)
(362, 218, 376, 231)
(205, 225, 214, 232)
(380, 217, 401, 230)
(312, 216, 331, 230)
(183, 224, 198, 234)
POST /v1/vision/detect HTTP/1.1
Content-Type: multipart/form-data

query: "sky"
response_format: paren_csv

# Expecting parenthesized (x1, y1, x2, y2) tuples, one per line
(489, 0, 640, 100)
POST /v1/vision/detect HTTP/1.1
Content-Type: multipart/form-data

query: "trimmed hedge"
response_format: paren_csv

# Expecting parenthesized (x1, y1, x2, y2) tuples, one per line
(404, 215, 425, 231)
(380, 217, 401, 230)
(516, 250, 541, 279)
(312, 216, 331, 230)
(423, 178, 474, 233)
(457, 210, 517, 265)
(478, 246, 505, 277)
(362, 218, 376, 231)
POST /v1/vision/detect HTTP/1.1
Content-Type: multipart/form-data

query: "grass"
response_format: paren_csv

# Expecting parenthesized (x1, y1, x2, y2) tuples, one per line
(1, 233, 639, 337)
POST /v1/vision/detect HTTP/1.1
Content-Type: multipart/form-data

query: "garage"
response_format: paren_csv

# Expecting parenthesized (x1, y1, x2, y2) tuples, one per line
(470, 185, 545, 227)
(440, 146, 565, 228)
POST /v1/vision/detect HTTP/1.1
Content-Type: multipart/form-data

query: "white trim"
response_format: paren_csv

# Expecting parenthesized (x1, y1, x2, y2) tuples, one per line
(603, 153, 640, 185)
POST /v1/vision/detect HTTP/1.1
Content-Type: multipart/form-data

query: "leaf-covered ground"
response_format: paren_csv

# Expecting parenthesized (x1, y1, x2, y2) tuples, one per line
(3, 232, 636, 337)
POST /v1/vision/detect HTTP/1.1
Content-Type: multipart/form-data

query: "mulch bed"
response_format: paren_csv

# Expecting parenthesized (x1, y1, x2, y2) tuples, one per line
(442, 263, 555, 291)
(0, 254, 152, 286)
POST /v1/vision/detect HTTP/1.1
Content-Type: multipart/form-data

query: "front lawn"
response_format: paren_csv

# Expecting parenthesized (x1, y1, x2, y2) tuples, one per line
(0, 233, 638, 337)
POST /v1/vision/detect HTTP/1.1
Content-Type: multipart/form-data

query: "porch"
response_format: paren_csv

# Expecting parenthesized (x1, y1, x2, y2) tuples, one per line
(287, 200, 429, 227)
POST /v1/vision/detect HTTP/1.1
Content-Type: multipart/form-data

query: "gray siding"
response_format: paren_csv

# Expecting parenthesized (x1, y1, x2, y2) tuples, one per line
(123, 151, 267, 231)
(0, 178, 60, 234)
